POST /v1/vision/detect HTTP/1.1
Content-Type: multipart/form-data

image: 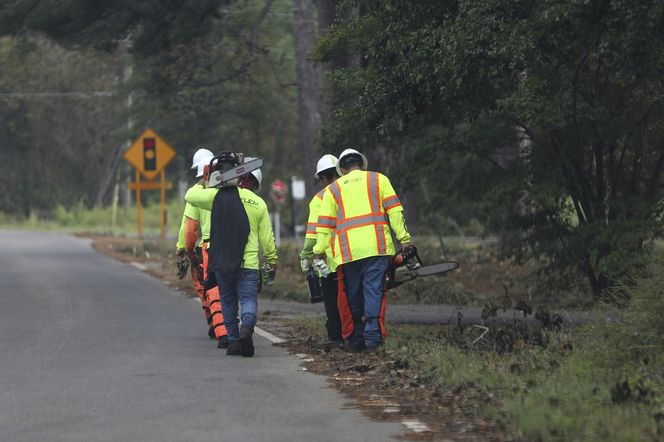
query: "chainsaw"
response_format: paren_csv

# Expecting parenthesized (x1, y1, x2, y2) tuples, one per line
(385, 245, 459, 289)
(306, 245, 459, 300)
(205, 152, 264, 189)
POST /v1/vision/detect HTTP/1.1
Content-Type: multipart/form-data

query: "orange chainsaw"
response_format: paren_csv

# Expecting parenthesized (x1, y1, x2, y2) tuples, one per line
(385, 245, 459, 289)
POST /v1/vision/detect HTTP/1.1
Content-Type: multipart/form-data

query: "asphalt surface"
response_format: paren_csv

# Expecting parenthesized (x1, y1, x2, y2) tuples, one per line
(0, 230, 404, 442)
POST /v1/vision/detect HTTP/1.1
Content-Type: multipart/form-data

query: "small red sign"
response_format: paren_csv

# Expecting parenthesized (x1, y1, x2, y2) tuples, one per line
(270, 179, 288, 204)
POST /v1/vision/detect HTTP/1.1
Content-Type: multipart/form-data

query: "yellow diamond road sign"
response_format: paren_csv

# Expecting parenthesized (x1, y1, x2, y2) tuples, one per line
(124, 128, 176, 180)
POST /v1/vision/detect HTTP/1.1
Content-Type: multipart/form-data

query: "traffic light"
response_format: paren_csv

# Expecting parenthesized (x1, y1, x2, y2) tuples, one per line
(143, 137, 156, 171)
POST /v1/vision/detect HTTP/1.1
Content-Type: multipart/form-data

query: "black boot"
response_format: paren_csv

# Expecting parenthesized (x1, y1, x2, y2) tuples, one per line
(239, 325, 255, 357)
(226, 340, 242, 356)
(217, 335, 229, 349)
(344, 339, 366, 353)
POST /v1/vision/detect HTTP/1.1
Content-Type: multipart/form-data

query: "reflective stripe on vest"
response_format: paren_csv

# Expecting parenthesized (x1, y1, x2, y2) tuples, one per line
(317, 216, 336, 228)
(308, 189, 327, 235)
(328, 181, 353, 262)
(367, 172, 387, 254)
(383, 194, 401, 211)
(327, 172, 389, 261)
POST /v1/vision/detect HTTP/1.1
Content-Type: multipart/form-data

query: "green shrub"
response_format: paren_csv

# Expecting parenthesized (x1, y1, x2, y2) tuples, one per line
(506, 260, 664, 441)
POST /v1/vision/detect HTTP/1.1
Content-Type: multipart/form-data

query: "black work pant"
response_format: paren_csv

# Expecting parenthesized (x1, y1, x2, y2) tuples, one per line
(321, 272, 342, 341)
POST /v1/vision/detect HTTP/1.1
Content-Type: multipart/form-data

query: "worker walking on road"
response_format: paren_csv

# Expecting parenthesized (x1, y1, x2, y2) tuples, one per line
(185, 152, 278, 357)
(313, 149, 413, 352)
(175, 148, 228, 348)
(300, 154, 343, 344)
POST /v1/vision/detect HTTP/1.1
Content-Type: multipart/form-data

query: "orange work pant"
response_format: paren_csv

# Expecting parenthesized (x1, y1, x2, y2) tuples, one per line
(202, 243, 227, 338)
(191, 264, 211, 323)
(336, 265, 387, 342)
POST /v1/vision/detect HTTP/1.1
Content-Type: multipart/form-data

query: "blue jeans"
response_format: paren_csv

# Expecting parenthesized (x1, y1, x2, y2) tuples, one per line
(341, 256, 389, 347)
(215, 269, 261, 342)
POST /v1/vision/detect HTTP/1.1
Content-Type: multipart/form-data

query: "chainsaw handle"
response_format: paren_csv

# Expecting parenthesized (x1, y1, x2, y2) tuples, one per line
(392, 245, 422, 268)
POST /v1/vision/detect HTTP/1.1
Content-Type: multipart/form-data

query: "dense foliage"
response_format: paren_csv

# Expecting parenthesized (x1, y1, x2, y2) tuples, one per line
(314, 0, 664, 297)
(0, 37, 123, 216)
(1, 0, 663, 298)
(0, 0, 299, 214)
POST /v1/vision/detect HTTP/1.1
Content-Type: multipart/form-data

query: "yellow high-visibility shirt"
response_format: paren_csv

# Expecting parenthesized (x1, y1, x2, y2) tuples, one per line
(305, 188, 326, 240)
(313, 169, 410, 266)
(176, 183, 212, 249)
(301, 187, 337, 272)
(184, 185, 278, 270)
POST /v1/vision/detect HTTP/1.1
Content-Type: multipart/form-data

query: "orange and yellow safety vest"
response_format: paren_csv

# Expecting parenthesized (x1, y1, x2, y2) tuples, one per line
(313, 169, 410, 266)
(305, 187, 337, 272)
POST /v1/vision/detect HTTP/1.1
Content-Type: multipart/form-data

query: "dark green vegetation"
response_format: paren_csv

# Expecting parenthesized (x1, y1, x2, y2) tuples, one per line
(292, 259, 664, 440)
(0, 0, 298, 216)
(315, 0, 664, 300)
(2, 0, 663, 303)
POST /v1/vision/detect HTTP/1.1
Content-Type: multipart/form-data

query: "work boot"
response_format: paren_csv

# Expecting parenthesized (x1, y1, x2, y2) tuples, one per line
(226, 340, 242, 356)
(217, 335, 229, 349)
(344, 340, 365, 354)
(365, 344, 381, 354)
(321, 336, 344, 347)
(328, 334, 344, 345)
(239, 325, 255, 357)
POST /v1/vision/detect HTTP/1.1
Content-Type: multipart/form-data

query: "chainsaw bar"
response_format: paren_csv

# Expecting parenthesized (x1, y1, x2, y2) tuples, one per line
(387, 260, 459, 289)
(412, 261, 459, 277)
(208, 158, 263, 188)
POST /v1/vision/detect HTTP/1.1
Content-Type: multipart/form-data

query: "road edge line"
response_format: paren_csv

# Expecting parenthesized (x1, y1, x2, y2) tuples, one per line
(191, 298, 285, 344)
(401, 420, 431, 433)
(130, 261, 149, 271)
(254, 326, 285, 344)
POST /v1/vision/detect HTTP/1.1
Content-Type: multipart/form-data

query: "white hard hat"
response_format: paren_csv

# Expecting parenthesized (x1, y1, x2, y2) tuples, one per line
(251, 168, 263, 187)
(336, 148, 368, 176)
(245, 157, 263, 189)
(315, 154, 339, 177)
(191, 148, 214, 178)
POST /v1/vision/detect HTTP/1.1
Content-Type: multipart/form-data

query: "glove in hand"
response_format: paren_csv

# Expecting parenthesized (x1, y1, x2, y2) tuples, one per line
(262, 263, 277, 286)
(187, 250, 202, 268)
(300, 258, 311, 273)
(312, 258, 330, 278)
(175, 249, 189, 279)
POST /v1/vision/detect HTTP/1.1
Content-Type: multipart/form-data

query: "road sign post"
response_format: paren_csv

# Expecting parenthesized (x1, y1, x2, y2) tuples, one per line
(160, 169, 166, 239)
(135, 169, 142, 238)
(270, 179, 288, 246)
(290, 176, 306, 239)
(123, 128, 176, 239)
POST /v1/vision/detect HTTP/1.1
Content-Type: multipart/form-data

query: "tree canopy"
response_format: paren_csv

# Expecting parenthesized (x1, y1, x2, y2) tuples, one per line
(315, 0, 664, 297)
(0, 0, 300, 214)
(1, 0, 663, 298)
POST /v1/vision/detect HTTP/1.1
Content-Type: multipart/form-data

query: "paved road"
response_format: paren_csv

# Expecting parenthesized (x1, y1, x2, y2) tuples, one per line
(0, 231, 404, 442)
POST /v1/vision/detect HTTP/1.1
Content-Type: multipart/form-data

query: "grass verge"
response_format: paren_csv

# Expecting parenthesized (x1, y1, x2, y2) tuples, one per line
(84, 234, 594, 309)
(84, 233, 664, 440)
(286, 260, 664, 441)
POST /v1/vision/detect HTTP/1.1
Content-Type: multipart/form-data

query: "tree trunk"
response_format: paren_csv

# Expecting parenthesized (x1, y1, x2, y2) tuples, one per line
(292, 0, 322, 197)
(315, 0, 337, 128)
